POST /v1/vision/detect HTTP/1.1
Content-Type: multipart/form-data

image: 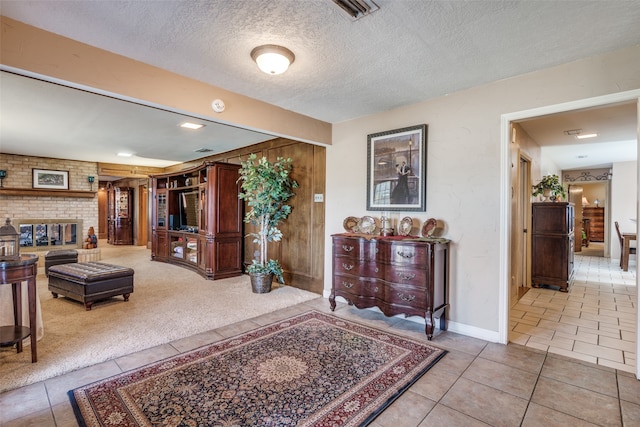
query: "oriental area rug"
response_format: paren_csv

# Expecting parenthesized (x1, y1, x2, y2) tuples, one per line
(70, 310, 446, 427)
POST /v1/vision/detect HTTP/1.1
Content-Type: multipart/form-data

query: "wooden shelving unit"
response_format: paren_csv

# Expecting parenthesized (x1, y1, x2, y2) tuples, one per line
(150, 161, 243, 280)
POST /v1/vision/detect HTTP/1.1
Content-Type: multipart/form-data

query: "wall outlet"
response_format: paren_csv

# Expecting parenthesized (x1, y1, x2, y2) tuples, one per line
(314, 193, 324, 202)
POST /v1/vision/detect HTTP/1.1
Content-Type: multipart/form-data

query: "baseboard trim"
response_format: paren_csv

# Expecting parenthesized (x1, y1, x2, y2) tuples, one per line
(322, 293, 501, 343)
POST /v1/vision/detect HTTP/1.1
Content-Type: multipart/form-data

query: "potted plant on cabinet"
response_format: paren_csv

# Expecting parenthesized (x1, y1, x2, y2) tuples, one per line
(237, 153, 298, 293)
(532, 174, 566, 201)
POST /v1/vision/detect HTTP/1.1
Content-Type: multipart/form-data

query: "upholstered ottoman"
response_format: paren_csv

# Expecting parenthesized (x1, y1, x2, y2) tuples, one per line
(48, 262, 134, 310)
(44, 249, 78, 277)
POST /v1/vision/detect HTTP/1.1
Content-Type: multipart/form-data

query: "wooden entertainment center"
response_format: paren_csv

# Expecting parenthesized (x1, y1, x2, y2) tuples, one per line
(150, 162, 243, 279)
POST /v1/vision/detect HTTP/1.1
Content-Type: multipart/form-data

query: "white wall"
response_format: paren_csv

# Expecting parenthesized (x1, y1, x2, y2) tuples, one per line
(326, 45, 640, 340)
(611, 161, 638, 260)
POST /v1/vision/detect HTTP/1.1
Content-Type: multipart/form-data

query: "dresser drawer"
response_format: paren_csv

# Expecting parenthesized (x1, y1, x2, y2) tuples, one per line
(333, 275, 381, 298)
(382, 242, 429, 266)
(386, 265, 428, 287)
(333, 237, 377, 260)
(333, 258, 380, 277)
(386, 282, 427, 310)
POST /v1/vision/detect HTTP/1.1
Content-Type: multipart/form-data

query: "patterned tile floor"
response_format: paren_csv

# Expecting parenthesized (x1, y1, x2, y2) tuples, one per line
(510, 251, 637, 374)
(2, 264, 639, 426)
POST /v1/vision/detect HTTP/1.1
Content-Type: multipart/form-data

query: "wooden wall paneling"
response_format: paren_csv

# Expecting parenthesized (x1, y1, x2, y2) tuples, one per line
(97, 185, 108, 239)
(218, 139, 325, 294)
(175, 139, 324, 294)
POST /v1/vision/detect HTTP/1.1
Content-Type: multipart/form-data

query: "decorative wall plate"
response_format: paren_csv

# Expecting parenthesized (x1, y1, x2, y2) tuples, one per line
(398, 217, 413, 236)
(421, 218, 438, 237)
(343, 216, 359, 232)
(359, 216, 376, 234)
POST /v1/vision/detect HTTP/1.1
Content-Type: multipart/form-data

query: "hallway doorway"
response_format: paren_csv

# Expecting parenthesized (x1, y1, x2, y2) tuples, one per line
(500, 90, 640, 378)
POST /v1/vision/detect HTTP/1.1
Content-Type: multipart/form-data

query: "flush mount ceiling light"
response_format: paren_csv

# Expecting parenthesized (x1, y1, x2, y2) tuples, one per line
(117, 152, 132, 157)
(251, 44, 295, 75)
(180, 122, 204, 130)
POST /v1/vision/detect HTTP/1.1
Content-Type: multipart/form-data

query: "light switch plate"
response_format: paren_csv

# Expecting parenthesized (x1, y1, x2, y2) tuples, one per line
(314, 194, 324, 202)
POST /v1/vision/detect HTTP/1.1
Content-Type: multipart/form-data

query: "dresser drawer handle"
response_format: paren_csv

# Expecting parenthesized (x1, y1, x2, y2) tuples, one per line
(397, 251, 415, 259)
(342, 281, 354, 288)
(397, 272, 416, 280)
(342, 263, 354, 271)
(397, 292, 415, 302)
(342, 245, 354, 252)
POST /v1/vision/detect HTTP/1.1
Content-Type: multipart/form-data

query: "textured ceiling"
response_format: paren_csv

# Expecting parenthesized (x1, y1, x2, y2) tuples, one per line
(4, 0, 640, 123)
(1, 0, 639, 169)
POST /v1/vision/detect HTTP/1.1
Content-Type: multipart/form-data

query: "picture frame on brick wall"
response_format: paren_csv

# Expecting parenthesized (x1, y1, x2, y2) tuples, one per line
(32, 169, 69, 190)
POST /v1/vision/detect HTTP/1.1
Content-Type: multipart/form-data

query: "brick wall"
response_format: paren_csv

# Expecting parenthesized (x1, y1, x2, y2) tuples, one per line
(0, 153, 99, 241)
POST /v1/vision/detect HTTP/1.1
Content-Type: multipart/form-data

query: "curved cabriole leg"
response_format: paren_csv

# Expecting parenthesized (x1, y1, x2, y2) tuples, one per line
(329, 294, 336, 311)
(425, 309, 434, 340)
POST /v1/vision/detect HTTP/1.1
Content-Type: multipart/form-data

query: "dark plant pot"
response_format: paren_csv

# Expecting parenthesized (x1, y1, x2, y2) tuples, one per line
(249, 272, 274, 294)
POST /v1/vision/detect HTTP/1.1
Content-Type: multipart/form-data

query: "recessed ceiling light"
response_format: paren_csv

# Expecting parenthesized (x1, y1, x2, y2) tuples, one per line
(576, 133, 598, 139)
(180, 122, 204, 130)
(577, 155, 588, 159)
(563, 129, 582, 136)
(117, 152, 132, 157)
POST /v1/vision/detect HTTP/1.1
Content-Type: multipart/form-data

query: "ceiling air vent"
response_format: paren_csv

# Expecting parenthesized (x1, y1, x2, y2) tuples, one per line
(331, 0, 379, 20)
(193, 148, 213, 153)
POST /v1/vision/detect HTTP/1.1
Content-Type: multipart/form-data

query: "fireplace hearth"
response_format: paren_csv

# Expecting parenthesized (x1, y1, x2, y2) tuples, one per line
(17, 219, 82, 251)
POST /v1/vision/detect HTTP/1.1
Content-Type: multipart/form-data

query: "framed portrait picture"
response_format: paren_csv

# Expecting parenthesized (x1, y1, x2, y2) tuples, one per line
(367, 124, 427, 211)
(32, 169, 69, 190)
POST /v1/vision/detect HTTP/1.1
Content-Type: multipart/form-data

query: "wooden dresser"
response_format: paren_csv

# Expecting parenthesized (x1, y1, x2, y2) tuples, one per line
(582, 207, 604, 242)
(329, 234, 450, 340)
(531, 202, 575, 292)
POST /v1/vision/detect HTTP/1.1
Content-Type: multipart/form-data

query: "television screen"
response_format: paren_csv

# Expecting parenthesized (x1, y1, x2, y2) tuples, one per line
(179, 191, 199, 231)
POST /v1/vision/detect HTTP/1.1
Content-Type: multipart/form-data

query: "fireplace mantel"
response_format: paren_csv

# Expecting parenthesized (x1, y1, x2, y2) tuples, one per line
(0, 188, 96, 198)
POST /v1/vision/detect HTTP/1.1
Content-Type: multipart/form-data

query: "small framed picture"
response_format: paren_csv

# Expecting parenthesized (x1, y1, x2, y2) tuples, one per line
(32, 169, 69, 190)
(367, 124, 427, 211)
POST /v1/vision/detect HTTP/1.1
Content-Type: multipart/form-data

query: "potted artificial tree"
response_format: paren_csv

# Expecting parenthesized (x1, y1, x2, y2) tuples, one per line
(532, 174, 566, 201)
(237, 153, 298, 293)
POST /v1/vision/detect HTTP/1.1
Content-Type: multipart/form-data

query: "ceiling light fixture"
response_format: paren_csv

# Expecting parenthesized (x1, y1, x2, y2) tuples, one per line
(180, 122, 204, 130)
(251, 44, 295, 75)
(576, 133, 598, 139)
(117, 152, 132, 157)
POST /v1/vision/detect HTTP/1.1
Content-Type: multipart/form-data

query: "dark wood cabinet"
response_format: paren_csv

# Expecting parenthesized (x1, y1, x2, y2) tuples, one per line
(151, 162, 243, 280)
(107, 185, 133, 245)
(583, 207, 604, 242)
(329, 234, 450, 340)
(531, 202, 574, 292)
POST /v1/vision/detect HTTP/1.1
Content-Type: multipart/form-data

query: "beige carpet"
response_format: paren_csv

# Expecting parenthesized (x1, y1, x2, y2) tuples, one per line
(0, 243, 319, 393)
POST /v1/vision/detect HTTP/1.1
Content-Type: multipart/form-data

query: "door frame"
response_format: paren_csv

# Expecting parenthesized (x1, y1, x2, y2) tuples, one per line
(499, 89, 640, 378)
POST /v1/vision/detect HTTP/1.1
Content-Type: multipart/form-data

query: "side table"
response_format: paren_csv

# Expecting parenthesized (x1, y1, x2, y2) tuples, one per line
(0, 254, 39, 363)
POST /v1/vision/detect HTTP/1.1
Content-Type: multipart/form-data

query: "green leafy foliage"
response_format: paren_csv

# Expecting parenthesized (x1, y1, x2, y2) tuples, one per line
(237, 153, 298, 282)
(532, 174, 566, 199)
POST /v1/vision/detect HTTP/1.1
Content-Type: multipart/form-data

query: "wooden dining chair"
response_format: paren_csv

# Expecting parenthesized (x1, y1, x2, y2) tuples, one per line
(615, 221, 636, 268)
